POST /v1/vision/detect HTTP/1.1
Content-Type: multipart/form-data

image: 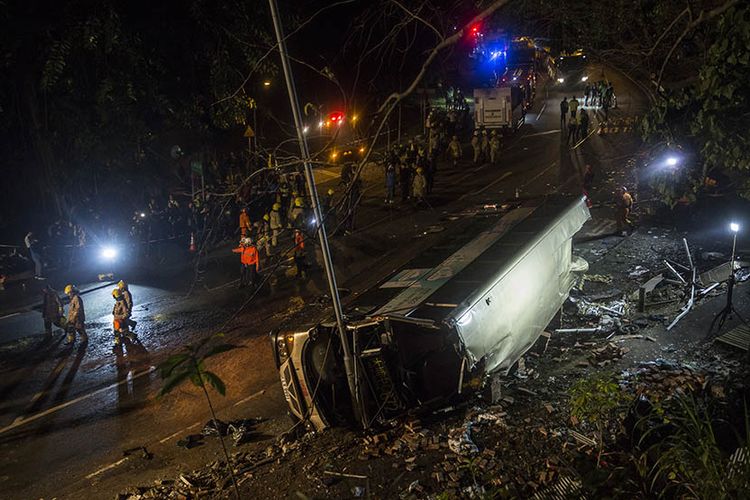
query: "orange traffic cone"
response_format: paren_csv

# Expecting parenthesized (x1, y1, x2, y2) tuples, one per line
(189, 233, 196, 252)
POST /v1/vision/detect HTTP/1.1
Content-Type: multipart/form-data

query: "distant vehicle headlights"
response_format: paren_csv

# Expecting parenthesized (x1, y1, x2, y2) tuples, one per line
(100, 246, 118, 261)
(557, 77, 565, 83)
(581, 75, 589, 82)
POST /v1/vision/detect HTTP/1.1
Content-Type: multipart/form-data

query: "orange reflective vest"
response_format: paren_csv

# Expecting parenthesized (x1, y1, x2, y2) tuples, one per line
(232, 245, 259, 267)
(294, 232, 305, 255)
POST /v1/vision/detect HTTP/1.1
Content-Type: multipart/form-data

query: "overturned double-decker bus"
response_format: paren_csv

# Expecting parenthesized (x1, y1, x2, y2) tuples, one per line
(272, 195, 591, 430)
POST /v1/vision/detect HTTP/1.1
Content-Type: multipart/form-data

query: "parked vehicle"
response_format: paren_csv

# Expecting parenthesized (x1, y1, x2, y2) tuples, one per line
(272, 196, 591, 431)
(472, 86, 525, 132)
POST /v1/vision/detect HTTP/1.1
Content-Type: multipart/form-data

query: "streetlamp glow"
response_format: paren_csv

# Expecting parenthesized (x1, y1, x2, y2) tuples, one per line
(263, 80, 271, 87)
(730, 222, 740, 233)
(302, 126, 309, 134)
(665, 157, 679, 167)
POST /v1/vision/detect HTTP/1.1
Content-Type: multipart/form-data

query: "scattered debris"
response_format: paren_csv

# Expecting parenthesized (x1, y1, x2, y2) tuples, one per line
(715, 324, 750, 351)
(628, 265, 649, 278)
(448, 422, 479, 456)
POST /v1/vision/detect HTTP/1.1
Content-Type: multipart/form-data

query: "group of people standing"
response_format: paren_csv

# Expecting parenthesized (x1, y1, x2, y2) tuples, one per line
(41, 280, 135, 348)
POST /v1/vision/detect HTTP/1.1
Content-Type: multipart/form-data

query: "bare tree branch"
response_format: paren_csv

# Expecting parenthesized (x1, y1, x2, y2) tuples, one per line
(390, 0, 443, 41)
(657, 0, 739, 86)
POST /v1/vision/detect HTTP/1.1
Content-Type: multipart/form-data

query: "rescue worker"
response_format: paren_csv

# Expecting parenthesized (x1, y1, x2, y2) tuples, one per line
(579, 108, 590, 139)
(448, 135, 462, 167)
(293, 229, 307, 279)
(560, 97, 569, 128)
(569, 96, 579, 119)
(616, 187, 634, 235)
(64, 284, 87, 344)
(232, 237, 260, 288)
(289, 197, 305, 229)
(480, 130, 490, 162)
(385, 164, 396, 204)
(288, 191, 299, 222)
(42, 285, 63, 337)
(412, 167, 427, 206)
(239, 207, 251, 237)
(489, 131, 501, 164)
(471, 131, 481, 165)
(112, 288, 130, 347)
(321, 188, 334, 216)
(568, 113, 579, 145)
(117, 280, 136, 331)
(259, 213, 272, 259)
(270, 202, 283, 248)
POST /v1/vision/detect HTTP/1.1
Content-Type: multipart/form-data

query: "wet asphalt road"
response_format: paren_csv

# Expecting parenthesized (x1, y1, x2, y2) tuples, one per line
(0, 64, 648, 499)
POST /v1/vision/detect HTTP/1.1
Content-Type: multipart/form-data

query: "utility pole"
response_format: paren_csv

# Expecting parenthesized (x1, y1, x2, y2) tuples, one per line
(268, 0, 364, 426)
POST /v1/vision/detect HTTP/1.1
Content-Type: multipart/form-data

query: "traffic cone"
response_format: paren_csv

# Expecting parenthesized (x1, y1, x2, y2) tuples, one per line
(189, 233, 196, 252)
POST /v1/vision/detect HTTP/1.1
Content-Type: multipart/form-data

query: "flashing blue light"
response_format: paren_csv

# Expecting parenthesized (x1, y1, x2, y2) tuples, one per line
(489, 49, 507, 61)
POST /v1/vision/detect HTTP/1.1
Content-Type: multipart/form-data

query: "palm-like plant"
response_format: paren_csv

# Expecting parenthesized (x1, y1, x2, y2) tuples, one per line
(158, 334, 239, 498)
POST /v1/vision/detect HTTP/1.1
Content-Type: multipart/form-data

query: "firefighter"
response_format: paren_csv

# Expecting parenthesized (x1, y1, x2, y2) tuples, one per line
(569, 95, 579, 119)
(64, 284, 87, 344)
(289, 197, 305, 229)
(117, 280, 136, 331)
(293, 229, 307, 279)
(270, 202, 283, 248)
(471, 131, 481, 165)
(288, 191, 299, 221)
(239, 207, 251, 237)
(616, 186, 634, 235)
(232, 237, 260, 288)
(259, 213, 272, 259)
(41, 285, 63, 337)
(489, 130, 501, 164)
(448, 135, 462, 167)
(112, 288, 130, 347)
(412, 167, 427, 206)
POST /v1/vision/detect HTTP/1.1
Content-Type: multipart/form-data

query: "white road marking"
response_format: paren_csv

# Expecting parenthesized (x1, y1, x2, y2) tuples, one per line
(158, 421, 202, 444)
(536, 102, 547, 121)
(523, 129, 560, 138)
(233, 388, 266, 407)
(85, 457, 129, 480)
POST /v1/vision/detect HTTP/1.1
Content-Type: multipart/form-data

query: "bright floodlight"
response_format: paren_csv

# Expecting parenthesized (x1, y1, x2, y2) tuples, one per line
(666, 157, 679, 166)
(139, 212, 146, 218)
(730, 222, 740, 233)
(101, 246, 118, 260)
(302, 126, 309, 134)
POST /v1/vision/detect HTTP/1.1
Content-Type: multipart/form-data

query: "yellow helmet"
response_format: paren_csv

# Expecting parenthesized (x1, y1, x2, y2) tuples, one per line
(64, 284, 74, 295)
(112, 288, 121, 299)
(117, 280, 127, 290)
(272, 203, 281, 210)
(294, 197, 304, 207)
(327, 188, 334, 196)
(416, 167, 424, 174)
(263, 214, 270, 222)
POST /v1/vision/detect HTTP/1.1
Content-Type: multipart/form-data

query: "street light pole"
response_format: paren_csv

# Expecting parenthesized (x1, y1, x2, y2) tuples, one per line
(268, 0, 364, 426)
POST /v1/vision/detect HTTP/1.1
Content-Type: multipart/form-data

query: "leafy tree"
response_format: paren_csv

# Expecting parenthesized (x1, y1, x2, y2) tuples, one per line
(158, 334, 239, 498)
(642, 5, 750, 199)
(0, 0, 275, 221)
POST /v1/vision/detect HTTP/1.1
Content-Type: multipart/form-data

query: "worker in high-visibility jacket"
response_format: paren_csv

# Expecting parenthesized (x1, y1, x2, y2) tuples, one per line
(293, 229, 307, 279)
(269, 203, 283, 248)
(239, 207, 251, 237)
(232, 237, 260, 288)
